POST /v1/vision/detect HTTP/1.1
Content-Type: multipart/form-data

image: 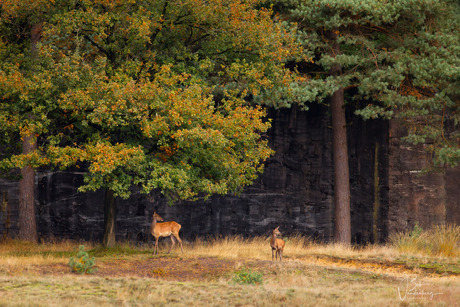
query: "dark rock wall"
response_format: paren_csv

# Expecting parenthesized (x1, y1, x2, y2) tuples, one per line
(36, 172, 106, 241)
(348, 114, 389, 243)
(0, 179, 17, 240)
(388, 120, 460, 235)
(0, 106, 457, 243)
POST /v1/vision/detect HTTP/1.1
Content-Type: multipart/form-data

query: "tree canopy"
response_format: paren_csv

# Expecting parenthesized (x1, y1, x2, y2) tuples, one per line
(279, 0, 460, 166)
(0, 0, 301, 201)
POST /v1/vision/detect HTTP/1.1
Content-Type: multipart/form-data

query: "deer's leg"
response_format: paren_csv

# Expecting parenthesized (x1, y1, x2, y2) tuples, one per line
(154, 237, 160, 255)
(279, 249, 283, 261)
(168, 235, 175, 253)
(173, 233, 183, 254)
(272, 248, 275, 261)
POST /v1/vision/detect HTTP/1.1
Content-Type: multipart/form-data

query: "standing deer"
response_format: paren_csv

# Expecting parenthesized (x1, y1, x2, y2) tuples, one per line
(150, 212, 183, 255)
(270, 226, 285, 261)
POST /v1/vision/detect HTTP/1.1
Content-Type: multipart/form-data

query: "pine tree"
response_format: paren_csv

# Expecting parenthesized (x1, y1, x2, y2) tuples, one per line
(273, 0, 460, 244)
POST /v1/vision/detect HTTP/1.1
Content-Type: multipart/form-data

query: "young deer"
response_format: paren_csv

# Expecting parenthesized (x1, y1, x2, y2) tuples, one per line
(270, 226, 285, 261)
(150, 212, 183, 255)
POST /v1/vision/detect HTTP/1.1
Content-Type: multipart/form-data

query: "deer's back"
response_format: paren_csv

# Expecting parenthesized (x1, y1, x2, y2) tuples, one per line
(152, 221, 181, 236)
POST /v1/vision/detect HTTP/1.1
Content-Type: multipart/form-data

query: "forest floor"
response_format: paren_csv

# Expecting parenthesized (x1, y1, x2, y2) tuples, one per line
(0, 238, 459, 306)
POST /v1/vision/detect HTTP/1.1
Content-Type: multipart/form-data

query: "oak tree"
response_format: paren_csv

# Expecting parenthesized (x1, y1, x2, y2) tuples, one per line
(1, 0, 299, 246)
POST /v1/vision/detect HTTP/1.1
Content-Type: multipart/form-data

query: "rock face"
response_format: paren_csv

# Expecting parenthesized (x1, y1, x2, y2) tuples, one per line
(0, 105, 458, 243)
(388, 120, 460, 235)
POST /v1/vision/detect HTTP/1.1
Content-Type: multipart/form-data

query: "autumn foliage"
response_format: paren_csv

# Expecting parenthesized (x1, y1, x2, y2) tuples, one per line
(0, 0, 301, 200)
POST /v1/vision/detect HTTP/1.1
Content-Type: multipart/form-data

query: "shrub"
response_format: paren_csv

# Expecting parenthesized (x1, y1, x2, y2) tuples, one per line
(68, 245, 97, 274)
(232, 268, 263, 285)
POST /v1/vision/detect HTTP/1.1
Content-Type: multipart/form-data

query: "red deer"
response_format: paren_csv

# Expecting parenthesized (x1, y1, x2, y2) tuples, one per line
(270, 226, 285, 261)
(150, 212, 183, 255)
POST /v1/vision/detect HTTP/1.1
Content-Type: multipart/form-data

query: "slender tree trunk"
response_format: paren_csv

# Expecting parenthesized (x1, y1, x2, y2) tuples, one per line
(103, 189, 116, 247)
(18, 135, 38, 242)
(18, 23, 42, 242)
(331, 85, 351, 245)
(329, 30, 351, 245)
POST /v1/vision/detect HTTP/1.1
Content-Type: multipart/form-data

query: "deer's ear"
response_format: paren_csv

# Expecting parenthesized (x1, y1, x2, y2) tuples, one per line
(275, 226, 279, 230)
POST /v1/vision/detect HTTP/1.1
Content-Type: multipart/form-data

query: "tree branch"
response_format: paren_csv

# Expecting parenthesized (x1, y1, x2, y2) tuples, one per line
(81, 33, 114, 62)
(150, 0, 168, 44)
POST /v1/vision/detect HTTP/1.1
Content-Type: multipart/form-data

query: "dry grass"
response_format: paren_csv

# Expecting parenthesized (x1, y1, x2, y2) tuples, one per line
(0, 239, 83, 274)
(0, 261, 458, 307)
(390, 224, 460, 257)
(187, 235, 308, 260)
(185, 234, 453, 266)
(0, 233, 459, 306)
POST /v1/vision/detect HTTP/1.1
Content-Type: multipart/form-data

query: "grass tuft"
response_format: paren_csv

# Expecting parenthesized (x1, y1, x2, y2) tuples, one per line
(390, 223, 460, 257)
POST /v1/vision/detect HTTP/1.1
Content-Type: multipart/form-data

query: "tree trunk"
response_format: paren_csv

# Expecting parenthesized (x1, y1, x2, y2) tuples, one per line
(18, 135, 38, 242)
(17, 23, 42, 243)
(331, 85, 351, 245)
(103, 189, 116, 247)
(329, 29, 351, 244)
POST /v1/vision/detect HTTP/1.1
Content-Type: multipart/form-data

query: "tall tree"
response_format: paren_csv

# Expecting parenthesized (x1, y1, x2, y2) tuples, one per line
(274, 0, 460, 244)
(1, 0, 300, 246)
(0, 0, 58, 242)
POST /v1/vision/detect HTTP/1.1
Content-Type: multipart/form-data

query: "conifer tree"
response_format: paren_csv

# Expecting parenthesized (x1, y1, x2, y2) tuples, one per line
(274, 0, 460, 244)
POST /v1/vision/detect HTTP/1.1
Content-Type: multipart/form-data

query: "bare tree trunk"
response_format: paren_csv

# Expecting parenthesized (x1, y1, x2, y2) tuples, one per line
(331, 85, 351, 245)
(103, 189, 116, 247)
(329, 30, 351, 245)
(18, 135, 38, 242)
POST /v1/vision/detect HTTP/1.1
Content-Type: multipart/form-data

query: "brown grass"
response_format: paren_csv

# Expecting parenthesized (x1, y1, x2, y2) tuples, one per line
(390, 224, 460, 257)
(0, 234, 459, 306)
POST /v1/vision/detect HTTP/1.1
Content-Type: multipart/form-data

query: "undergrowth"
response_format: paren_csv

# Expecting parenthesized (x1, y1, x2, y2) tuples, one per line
(68, 245, 97, 274)
(232, 267, 263, 285)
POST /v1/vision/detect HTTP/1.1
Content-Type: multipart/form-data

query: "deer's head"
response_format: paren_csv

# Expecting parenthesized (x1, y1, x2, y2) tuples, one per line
(273, 226, 282, 236)
(152, 212, 164, 222)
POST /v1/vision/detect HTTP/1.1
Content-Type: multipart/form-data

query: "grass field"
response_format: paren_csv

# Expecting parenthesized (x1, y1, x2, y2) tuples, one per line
(0, 233, 459, 306)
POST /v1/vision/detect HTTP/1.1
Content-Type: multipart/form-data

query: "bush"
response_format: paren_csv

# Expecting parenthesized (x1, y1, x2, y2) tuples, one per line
(68, 245, 97, 274)
(232, 268, 263, 285)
